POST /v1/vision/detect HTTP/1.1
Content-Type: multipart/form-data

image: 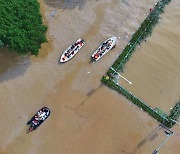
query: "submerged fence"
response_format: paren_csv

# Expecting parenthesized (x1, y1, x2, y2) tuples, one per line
(102, 0, 180, 128)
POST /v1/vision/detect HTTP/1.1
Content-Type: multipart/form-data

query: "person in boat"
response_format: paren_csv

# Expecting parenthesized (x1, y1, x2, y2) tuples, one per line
(28, 107, 50, 132)
(94, 53, 99, 60)
(35, 115, 39, 120)
(106, 47, 110, 50)
(106, 41, 112, 49)
(29, 122, 37, 131)
(101, 45, 107, 51)
(107, 40, 112, 46)
(97, 50, 101, 54)
(71, 44, 75, 49)
(33, 120, 38, 125)
(39, 112, 47, 120)
(102, 41, 108, 46)
(30, 119, 38, 130)
(38, 109, 43, 116)
(100, 45, 104, 51)
(65, 52, 70, 58)
(67, 54, 70, 58)
(101, 42, 107, 50)
(94, 55, 98, 60)
(29, 127, 33, 131)
(76, 41, 82, 46)
(37, 109, 47, 120)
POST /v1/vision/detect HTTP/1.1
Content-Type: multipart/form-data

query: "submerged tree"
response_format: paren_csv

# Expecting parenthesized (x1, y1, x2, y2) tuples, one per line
(0, 0, 47, 55)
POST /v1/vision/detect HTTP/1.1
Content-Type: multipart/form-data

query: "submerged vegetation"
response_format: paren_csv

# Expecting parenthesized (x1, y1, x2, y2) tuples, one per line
(0, 0, 47, 55)
(102, 0, 180, 127)
(168, 101, 180, 126)
(108, 0, 172, 74)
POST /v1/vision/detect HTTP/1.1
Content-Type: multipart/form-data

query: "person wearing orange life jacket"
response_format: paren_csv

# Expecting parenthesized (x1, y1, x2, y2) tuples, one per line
(94, 53, 99, 59)
(77, 41, 83, 46)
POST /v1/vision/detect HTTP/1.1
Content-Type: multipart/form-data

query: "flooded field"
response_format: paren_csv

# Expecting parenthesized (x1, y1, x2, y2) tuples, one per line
(0, 0, 179, 154)
(120, 0, 180, 113)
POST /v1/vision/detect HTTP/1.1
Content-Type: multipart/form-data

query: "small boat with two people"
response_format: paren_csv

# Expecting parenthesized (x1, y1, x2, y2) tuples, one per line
(60, 39, 85, 63)
(91, 36, 117, 61)
(27, 107, 50, 132)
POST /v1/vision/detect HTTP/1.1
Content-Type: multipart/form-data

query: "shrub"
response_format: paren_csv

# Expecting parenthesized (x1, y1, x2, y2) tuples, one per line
(0, 0, 47, 55)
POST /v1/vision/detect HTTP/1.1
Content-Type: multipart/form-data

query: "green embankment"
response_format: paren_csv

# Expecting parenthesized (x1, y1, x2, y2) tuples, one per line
(102, 0, 180, 128)
(0, 0, 47, 55)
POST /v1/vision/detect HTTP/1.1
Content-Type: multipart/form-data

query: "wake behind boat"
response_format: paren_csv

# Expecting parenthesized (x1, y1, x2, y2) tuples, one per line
(27, 107, 50, 132)
(60, 39, 85, 63)
(91, 36, 117, 61)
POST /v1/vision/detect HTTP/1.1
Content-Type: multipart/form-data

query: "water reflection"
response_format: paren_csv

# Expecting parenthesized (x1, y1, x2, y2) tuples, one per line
(0, 48, 31, 82)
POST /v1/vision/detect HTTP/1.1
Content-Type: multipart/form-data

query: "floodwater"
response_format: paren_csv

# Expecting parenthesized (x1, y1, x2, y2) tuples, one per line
(120, 0, 180, 113)
(0, 0, 179, 154)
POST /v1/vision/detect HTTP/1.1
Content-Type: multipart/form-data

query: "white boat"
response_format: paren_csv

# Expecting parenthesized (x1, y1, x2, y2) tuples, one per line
(60, 39, 85, 63)
(91, 36, 117, 61)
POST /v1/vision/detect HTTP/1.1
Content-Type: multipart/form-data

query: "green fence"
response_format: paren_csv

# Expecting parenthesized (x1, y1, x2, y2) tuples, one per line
(102, 0, 179, 128)
(102, 77, 173, 127)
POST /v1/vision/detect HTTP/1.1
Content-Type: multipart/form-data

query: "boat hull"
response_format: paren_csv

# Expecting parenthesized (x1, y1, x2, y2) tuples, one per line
(60, 39, 85, 63)
(91, 36, 117, 61)
(27, 107, 50, 132)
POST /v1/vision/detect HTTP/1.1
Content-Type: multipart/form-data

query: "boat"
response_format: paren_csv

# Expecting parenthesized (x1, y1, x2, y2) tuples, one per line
(27, 107, 50, 132)
(60, 39, 85, 63)
(91, 36, 117, 61)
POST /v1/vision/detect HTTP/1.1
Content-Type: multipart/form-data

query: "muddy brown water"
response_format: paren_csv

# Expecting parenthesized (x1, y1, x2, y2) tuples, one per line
(120, 0, 180, 113)
(0, 0, 179, 154)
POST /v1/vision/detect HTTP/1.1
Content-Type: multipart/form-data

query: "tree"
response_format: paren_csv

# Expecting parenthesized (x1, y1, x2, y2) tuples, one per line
(0, 0, 47, 55)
